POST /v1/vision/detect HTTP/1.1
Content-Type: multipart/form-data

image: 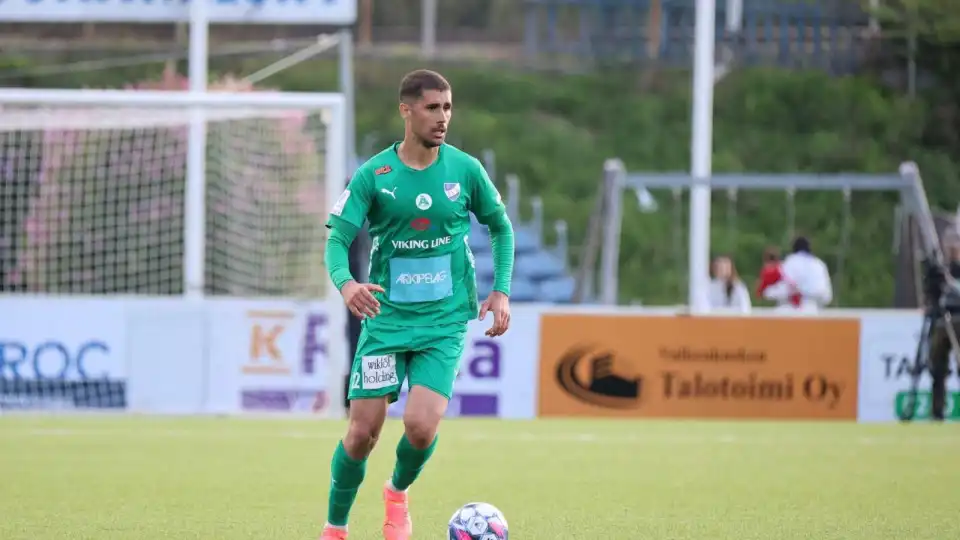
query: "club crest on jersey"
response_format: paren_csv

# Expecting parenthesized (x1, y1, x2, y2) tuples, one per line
(415, 193, 433, 210)
(374, 165, 393, 176)
(444, 182, 461, 201)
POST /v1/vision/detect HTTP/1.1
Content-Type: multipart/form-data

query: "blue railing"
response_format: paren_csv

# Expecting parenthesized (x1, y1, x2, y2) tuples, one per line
(523, 0, 873, 73)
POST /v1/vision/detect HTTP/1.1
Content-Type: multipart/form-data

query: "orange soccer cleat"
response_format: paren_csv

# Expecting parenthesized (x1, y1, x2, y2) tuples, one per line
(382, 483, 413, 540)
(319, 525, 348, 540)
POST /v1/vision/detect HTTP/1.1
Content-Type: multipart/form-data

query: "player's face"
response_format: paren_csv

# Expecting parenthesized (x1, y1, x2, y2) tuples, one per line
(402, 89, 452, 148)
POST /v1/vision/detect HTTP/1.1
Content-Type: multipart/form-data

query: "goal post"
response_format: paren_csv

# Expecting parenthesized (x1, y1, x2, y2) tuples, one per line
(0, 88, 349, 417)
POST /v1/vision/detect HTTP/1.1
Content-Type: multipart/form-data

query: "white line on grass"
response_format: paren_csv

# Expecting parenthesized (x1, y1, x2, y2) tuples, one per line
(7, 427, 960, 447)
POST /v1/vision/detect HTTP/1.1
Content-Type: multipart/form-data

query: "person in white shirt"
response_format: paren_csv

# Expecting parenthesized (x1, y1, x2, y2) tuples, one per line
(762, 236, 833, 313)
(707, 255, 752, 313)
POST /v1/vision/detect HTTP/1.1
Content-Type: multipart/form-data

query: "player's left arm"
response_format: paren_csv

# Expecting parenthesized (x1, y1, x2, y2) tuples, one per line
(469, 158, 515, 337)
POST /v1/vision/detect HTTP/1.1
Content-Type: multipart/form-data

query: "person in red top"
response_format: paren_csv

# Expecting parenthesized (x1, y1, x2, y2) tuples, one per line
(755, 246, 801, 307)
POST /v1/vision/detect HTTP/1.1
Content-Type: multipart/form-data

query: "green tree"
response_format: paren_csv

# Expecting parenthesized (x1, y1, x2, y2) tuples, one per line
(864, 0, 960, 43)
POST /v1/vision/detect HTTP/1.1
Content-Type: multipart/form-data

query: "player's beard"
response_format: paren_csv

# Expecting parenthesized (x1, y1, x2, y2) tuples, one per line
(417, 131, 442, 148)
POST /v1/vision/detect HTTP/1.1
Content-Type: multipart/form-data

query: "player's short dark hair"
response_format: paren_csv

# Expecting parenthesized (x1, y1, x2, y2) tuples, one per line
(399, 70, 450, 102)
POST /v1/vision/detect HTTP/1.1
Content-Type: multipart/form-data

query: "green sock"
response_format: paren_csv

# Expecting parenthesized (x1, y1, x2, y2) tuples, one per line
(327, 441, 367, 527)
(390, 434, 438, 492)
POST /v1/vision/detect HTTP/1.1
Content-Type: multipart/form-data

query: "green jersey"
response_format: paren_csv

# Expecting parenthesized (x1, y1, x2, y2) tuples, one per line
(326, 143, 506, 327)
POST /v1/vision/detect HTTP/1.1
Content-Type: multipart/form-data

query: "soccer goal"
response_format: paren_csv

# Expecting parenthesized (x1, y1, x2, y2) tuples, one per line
(0, 89, 349, 417)
(576, 160, 930, 308)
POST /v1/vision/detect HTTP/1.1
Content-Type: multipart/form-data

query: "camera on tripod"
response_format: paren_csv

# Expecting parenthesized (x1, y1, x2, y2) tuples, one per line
(896, 162, 960, 422)
(904, 251, 960, 422)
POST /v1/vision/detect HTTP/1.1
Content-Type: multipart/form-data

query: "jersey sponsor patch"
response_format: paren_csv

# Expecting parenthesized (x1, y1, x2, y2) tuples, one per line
(395, 271, 448, 286)
(392, 236, 452, 250)
(360, 354, 398, 390)
(389, 254, 453, 303)
(331, 189, 351, 216)
(444, 182, 461, 201)
(375, 165, 393, 175)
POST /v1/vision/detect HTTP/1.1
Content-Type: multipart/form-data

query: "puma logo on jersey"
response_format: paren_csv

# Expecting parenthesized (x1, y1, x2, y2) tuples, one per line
(380, 187, 398, 199)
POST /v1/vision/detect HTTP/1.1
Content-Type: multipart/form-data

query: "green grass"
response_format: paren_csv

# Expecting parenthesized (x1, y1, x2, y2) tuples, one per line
(1, 417, 958, 539)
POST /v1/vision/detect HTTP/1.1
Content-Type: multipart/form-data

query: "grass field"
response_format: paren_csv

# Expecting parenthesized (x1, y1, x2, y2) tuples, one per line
(2, 416, 959, 540)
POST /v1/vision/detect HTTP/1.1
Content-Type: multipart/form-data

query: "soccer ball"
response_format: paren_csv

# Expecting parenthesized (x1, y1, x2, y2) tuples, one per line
(448, 502, 509, 540)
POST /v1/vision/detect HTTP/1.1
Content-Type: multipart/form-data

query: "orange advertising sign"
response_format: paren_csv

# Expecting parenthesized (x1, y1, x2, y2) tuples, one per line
(538, 315, 860, 419)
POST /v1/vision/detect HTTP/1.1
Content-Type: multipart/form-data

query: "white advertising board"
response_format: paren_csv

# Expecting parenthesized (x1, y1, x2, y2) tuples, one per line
(205, 299, 338, 414)
(0, 298, 128, 409)
(857, 311, 960, 422)
(387, 307, 541, 419)
(203, 301, 540, 418)
(0, 0, 357, 24)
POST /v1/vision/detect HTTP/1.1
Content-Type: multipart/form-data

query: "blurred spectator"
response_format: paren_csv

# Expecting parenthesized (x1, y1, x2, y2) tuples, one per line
(755, 246, 800, 308)
(762, 236, 833, 313)
(707, 255, 752, 313)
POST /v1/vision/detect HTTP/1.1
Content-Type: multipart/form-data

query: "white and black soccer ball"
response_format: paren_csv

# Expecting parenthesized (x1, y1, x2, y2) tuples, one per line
(448, 502, 509, 540)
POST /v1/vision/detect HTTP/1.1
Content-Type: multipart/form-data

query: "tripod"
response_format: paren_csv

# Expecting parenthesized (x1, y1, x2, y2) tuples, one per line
(899, 307, 960, 422)
(897, 161, 960, 421)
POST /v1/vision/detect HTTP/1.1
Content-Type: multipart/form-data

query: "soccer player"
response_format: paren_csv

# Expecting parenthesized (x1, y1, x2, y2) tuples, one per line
(319, 69, 515, 540)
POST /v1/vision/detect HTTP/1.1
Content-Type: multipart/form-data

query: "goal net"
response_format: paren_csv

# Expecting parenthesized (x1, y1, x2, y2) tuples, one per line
(0, 90, 348, 414)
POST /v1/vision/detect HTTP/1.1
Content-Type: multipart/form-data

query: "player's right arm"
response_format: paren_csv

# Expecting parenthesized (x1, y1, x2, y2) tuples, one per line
(325, 169, 384, 319)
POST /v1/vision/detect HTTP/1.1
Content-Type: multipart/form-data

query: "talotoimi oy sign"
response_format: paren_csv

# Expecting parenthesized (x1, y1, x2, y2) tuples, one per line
(554, 345, 845, 409)
(539, 314, 860, 419)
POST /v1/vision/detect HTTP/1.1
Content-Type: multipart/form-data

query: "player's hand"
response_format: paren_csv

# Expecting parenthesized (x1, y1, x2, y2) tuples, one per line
(341, 280, 385, 319)
(479, 291, 510, 337)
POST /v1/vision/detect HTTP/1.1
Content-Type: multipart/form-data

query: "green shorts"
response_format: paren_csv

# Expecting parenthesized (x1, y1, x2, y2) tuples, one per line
(348, 320, 468, 403)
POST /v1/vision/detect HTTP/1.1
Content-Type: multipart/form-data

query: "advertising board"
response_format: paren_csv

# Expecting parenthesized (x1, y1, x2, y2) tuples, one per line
(0, 0, 357, 24)
(8, 299, 935, 420)
(538, 314, 861, 419)
(387, 308, 540, 419)
(857, 311, 960, 422)
(0, 299, 127, 409)
(205, 300, 337, 414)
